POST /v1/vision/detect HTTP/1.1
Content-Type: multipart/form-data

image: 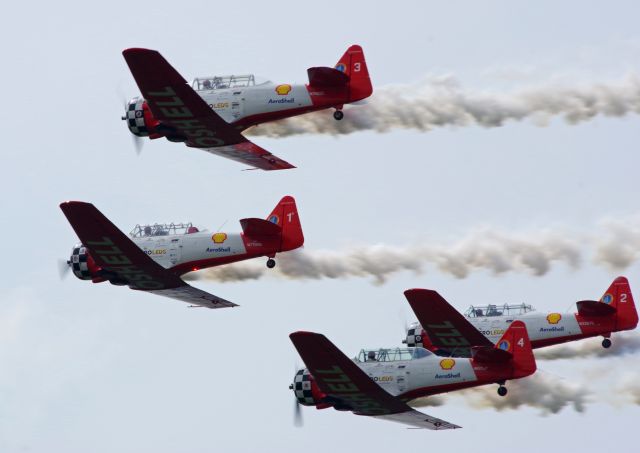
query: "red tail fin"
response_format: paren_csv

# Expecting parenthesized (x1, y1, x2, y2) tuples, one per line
(266, 196, 304, 252)
(495, 321, 536, 379)
(600, 276, 638, 331)
(334, 45, 372, 102)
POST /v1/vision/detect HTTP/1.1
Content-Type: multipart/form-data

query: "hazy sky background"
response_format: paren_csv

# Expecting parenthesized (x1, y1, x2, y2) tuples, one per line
(1, 1, 639, 451)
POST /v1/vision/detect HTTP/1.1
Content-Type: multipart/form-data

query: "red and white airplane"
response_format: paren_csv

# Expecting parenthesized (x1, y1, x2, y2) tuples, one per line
(122, 45, 372, 170)
(290, 304, 537, 429)
(403, 277, 638, 356)
(60, 196, 303, 308)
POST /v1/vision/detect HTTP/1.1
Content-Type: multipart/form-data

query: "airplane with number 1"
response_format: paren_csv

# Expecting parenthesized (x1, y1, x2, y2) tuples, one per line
(59, 196, 303, 308)
(122, 45, 373, 170)
(289, 290, 537, 430)
(403, 277, 638, 357)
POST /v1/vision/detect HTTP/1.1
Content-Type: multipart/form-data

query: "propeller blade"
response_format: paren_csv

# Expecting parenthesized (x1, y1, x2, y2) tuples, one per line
(293, 398, 303, 427)
(58, 259, 71, 280)
(131, 134, 144, 155)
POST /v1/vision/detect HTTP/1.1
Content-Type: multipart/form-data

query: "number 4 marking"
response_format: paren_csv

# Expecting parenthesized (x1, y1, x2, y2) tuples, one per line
(517, 337, 524, 347)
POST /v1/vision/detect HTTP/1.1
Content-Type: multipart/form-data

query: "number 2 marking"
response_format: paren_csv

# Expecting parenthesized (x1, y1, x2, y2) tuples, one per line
(621, 293, 628, 303)
(354, 62, 361, 72)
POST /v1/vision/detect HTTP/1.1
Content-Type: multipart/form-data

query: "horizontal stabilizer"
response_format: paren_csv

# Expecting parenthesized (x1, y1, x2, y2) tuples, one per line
(240, 218, 282, 237)
(307, 67, 349, 87)
(577, 300, 616, 317)
(471, 346, 512, 364)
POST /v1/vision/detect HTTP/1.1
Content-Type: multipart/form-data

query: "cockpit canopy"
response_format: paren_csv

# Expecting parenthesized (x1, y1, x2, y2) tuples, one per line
(465, 303, 534, 318)
(356, 347, 432, 363)
(130, 222, 199, 238)
(192, 74, 261, 91)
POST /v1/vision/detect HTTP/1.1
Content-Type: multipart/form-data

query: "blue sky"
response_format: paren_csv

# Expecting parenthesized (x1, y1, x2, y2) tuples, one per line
(1, 1, 639, 451)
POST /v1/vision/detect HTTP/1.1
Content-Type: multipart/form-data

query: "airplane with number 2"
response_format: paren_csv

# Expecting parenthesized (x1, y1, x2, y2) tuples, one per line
(289, 290, 537, 430)
(122, 45, 372, 170)
(403, 277, 638, 356)
(59, 196, 303, 308)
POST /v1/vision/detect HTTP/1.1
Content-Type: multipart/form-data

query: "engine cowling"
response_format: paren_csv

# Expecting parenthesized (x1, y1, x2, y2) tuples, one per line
(291, 368, 327, 407)
(124, 97, 155, 137)
(68, 244, 101, 280)
(405, 324, 426, 348)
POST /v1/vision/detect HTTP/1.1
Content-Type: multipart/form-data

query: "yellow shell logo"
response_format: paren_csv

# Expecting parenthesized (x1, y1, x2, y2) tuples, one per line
(275, 84, 292, 95)
(547, 313, 562, 324)
(212, 233, 227, 244)
(439, 358, 455, 370)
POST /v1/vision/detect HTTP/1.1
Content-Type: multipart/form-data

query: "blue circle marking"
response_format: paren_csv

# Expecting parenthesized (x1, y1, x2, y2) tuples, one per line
(498, 340, 510, 351)
(335, 63, 346, 73)
(268, 215, 279, 224)
(602, 294, 613, 304)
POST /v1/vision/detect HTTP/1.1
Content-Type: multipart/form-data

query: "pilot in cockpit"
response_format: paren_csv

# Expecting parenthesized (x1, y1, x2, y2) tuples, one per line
(144, 226, 152, 236)
(202, 79, 212, 89)
(366, 351, 377, 362)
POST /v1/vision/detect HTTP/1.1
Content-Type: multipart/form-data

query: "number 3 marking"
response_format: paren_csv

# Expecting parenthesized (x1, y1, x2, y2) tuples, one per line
(354, 62, 361, 72)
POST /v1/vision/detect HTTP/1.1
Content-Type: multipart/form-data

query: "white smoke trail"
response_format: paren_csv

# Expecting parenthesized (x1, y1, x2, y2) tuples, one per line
(536, 332, 640, 361)
(246, 74, 640, 138)
(457, 373, 590, 415)
(186, 215, 640, 284)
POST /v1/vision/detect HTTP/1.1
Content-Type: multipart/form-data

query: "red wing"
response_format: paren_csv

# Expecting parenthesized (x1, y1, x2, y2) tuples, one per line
(60, 201, 236, 309)
(289, 331, 459, 429)
(122, 48, 294, 171)
(206, 142, 295, 171)
(404, 289, 493, 357)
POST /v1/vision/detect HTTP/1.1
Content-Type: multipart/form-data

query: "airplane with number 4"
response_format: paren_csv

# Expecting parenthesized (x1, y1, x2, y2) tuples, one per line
(122, 45, 372, 170)
(59, 196, 303, 308)
(403, 277, 638, 356)
(289, 290, 537, 430)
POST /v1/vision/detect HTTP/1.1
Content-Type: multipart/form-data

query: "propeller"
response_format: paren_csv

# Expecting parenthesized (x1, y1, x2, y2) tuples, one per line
(58, 258, 71, 280)
(290, 361, 304, 427)
(293, 397, 303, 427)
(118, 86, 144, 156)
(131, 133, 144, 155)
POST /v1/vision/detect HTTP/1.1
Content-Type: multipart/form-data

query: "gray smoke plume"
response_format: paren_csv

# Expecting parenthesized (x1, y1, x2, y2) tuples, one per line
(408, 395, 446, 408)
(614, 376, 640, 406)
(455, 373, 590, 415)
(536, 332, 640, 361)
(187, 216, 640, 284)
(246, 74, 640, 138)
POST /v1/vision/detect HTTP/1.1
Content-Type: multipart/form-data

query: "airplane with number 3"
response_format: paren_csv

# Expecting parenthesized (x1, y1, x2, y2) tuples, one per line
(289, 290, 537, 430)
(403, 277, 638, 356)
(59, 196, 303, 308)
(122, 45, 372, 170)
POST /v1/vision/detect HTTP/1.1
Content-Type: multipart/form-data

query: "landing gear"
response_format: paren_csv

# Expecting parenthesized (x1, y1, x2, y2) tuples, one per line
(333, 110, 344, 121)
(497, 385, 508, 397)
(602, 338, 612, 349)
(267, 258, 276, 269)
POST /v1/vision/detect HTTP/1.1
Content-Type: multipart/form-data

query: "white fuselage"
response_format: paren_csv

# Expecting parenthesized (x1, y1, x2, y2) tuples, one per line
(131, 231, 248, 269)
(197, 83, 314, 124)
(356, 354, 478, 398)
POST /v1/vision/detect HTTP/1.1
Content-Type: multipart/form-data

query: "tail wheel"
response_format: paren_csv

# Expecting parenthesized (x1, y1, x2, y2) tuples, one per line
(267, 258, 276, 269)
(497, 385, 508, 397)
(333, 110, 344, 121)
(602, 338, 612, 349)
